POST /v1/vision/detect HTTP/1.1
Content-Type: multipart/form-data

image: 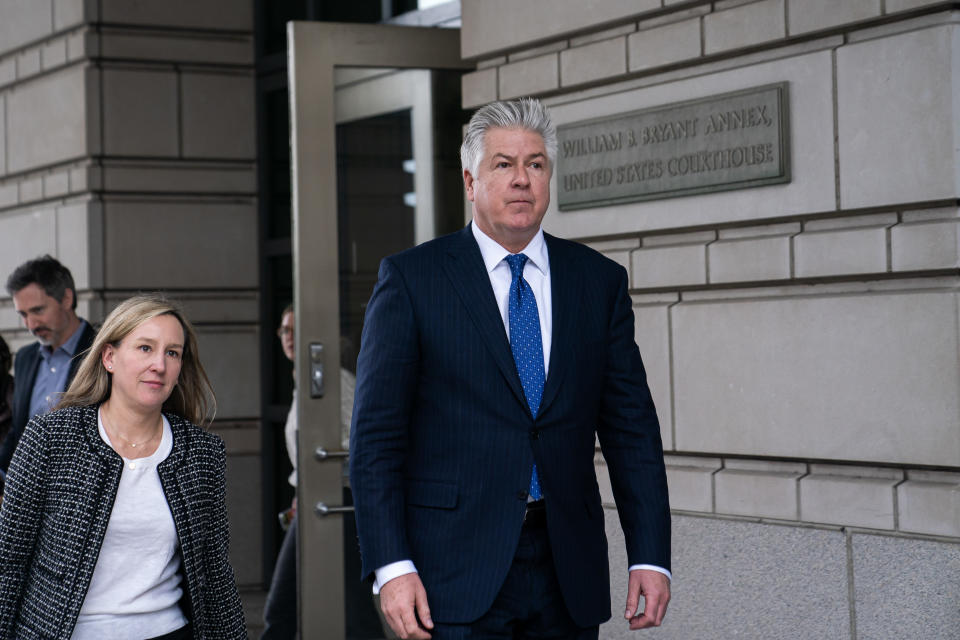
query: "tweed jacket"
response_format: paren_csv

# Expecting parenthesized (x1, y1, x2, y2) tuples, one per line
(0, 404, 246, 640)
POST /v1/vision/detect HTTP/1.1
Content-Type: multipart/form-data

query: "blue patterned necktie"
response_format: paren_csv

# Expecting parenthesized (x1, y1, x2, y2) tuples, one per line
(506, 253, 544, 501)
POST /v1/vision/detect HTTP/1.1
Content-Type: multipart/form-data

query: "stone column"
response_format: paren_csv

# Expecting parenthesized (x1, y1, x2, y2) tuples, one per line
(0, 0, 262, 589)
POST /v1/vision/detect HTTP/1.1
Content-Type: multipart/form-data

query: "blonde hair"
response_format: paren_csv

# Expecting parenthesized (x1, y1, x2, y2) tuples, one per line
(57, 294, 216, 426)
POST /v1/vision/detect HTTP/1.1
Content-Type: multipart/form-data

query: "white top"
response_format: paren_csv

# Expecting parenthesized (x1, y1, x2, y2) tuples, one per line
(285, 393, 298, 488)
(372, 224, 671, 592)
(71, 411, 187, 640)
(286, 368, 356, 488)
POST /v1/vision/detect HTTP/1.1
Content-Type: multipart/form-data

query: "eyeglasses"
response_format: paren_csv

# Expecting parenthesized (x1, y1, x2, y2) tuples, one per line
(276, 327, 293, 338)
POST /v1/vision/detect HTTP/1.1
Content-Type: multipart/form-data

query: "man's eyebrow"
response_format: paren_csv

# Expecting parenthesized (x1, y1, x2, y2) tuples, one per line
(491, 151, 546, 161)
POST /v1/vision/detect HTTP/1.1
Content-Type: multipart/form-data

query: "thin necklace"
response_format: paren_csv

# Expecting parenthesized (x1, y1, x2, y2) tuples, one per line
(102, 409, 161, 449)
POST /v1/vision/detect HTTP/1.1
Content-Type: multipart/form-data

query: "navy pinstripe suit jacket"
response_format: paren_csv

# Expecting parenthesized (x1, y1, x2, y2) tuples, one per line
(349, 225, 670, 627)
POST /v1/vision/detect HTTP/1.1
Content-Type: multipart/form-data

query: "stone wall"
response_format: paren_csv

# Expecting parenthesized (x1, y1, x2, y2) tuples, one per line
(460, 0, 960, 637)
(0, 0, 262, 588)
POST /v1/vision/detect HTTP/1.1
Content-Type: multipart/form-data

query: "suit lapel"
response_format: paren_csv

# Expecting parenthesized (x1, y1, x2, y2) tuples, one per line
(441, 226, 530, 414)
(539, 234, 575, 416)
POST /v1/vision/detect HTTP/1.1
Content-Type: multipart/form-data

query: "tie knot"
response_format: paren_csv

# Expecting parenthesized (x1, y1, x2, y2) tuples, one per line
(505, 253, 529, 279)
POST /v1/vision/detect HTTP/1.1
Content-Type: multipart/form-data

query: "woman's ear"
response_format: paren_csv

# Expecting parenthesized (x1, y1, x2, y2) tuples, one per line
(101, 345, 115, 372)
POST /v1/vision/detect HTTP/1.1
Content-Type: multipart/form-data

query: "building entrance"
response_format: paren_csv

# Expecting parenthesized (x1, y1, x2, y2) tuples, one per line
(286, 22, 469, 637)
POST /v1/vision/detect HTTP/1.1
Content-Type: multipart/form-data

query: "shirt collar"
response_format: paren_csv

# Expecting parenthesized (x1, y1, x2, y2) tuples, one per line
(41, 319, 88, 358)
(470, 222, 549, 276)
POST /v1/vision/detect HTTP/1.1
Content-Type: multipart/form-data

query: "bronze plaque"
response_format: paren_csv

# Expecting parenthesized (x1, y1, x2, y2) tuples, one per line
(556, 83, 790, 210)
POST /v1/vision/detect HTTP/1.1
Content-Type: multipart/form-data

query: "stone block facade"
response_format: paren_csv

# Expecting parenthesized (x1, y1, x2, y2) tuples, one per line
(1, 0, 957, 636)
(460, 1, 960, 636)
(0, 0, 260, 593)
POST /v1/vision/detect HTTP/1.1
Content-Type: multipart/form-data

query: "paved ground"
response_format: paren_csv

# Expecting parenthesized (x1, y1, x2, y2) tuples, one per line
(241, 587, 267, 638)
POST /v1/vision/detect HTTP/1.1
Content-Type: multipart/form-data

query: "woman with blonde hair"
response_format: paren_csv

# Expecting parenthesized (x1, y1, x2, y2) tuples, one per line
(0, 293, 245, 639)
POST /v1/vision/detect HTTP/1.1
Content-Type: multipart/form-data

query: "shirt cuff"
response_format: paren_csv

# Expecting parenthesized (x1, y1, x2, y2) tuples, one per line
(373, 560, 418, 595)
(629, 564, 672, 581)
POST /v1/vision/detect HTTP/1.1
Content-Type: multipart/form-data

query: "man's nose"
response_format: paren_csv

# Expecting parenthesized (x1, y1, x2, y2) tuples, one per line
(512, 165, 530, 187)
(25, 315, 40, 330)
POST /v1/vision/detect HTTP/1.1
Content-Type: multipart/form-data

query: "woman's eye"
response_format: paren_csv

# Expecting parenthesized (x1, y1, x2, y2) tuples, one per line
(167, 350, 181, 358)
(139, 345, 151, 352)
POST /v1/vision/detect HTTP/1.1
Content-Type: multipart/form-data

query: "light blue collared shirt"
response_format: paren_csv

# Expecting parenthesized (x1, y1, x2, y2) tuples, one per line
(28, 320, 89, 420)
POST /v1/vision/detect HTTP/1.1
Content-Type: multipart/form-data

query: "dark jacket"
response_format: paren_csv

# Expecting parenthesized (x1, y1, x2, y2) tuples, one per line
(0, 373, 12, 450)
(0, 321, 96, 473)
(0, 405, 246, 639)
(349, 225, 670, 626)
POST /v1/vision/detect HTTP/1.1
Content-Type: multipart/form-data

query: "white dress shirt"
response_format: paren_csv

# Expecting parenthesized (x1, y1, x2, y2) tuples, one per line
(373, 224, 671, 592)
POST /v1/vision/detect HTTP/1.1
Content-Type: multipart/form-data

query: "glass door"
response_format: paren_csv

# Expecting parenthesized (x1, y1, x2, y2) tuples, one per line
(287, 22, 469, 638)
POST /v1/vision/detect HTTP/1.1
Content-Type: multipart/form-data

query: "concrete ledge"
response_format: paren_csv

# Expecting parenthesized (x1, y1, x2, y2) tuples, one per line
(631, 244, 707, 288)
(708, 235, 792, 283)
(101, 161, 256, 194)
(715, 459, 806, 520)
(462, 67, 497, 108)
(628, 17, 702, 73)
(664, 456, 721, 513)
(897, 470, 960, 537)
(560, 36, 627, 87)
(800, 465, 902, 529)
(704, 0, 786, 55)
(507, 40, 568, 63)
(570, 23, 637, 48)
(794, 226, 889, 277)
(99, 29, 254, 65)
(891, 219, 960, 271)
(787, 0, 881, 36)
(498, 53, 559, 100)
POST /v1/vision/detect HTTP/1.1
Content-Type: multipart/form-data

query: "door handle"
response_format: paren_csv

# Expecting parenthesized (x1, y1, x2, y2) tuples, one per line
(315, 502, 355, 517)
(309, 343, 324, 398)
(314, 446, 348, 461)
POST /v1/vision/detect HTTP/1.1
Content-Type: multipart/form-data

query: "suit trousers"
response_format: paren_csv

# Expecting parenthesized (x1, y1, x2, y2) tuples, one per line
(431, 512, 600, 640)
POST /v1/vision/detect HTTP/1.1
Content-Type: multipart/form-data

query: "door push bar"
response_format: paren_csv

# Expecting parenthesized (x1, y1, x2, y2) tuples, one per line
(314, 446, 349, 461)
(315, 502, 355, 517)
(313, 446, 351, 516)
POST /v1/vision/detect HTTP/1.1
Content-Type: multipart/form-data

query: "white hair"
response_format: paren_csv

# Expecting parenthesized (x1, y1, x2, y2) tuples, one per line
(460, 98, 557, 176)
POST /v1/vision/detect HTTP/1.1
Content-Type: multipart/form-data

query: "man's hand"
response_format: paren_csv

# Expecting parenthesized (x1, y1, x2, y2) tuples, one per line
(624, 569, 670, 630)
(379, 573, 434, 639)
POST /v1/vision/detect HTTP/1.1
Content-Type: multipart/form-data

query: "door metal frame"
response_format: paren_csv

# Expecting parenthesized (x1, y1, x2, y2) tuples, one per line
(287, 21, 469, 638)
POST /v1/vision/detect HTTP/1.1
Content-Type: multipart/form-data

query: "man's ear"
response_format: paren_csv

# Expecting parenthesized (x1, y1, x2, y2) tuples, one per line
(61, 288, 74, 310)
(463, 169, 476, 202)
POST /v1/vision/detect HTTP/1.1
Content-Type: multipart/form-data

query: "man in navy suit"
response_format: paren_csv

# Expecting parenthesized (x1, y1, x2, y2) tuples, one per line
(350, 98, 671, 639)
(0, 255, 95, 475)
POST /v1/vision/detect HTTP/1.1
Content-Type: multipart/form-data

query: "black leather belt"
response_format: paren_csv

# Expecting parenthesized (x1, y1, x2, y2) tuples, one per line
(522, 499, 546, 528)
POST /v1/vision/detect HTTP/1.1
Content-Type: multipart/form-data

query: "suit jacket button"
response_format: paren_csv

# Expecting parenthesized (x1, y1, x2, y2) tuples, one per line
(517, 490, 528, 500)
(530, 429, 540, 440)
